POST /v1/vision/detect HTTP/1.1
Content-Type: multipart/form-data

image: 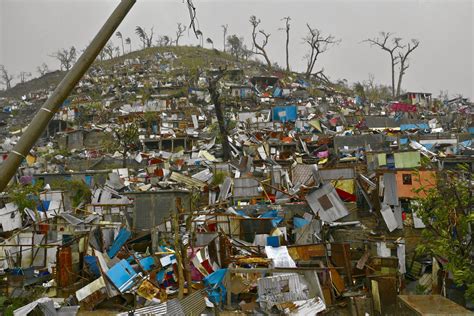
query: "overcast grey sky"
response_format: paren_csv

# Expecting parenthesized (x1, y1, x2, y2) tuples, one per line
(0, 0, 472, 98)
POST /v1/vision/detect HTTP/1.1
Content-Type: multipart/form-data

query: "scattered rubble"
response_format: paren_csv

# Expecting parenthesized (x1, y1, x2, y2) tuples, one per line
(0, 46, 472, 315)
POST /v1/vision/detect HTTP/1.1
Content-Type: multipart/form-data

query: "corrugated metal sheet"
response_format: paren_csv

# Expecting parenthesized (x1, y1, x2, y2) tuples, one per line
(218, 177, 232, 202)
(334, 134, 385, 150)
(292, 164, 313, 186)
(117, 302, 168, 315)
(192, 169, 213, 183)
(383, 173, 399, 205)
(319, 168, 355, 180)
(170, 172, 207, 189)
(116, 289, 207, 316)
(180, 288, 207, 315)
(233, 178, 260, 198)
(305, 183, 349, 222)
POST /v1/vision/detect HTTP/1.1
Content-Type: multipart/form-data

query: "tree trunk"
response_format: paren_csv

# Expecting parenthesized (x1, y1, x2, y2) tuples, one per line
(285, 31, 290, 72)
(390, 55, 396, 98)
(173, 212, 185, 299)
(209, 79, 231, 161)
(263, 53, 272, 69)
(396, 70, 403, 97)
(223, 33, 226, 52)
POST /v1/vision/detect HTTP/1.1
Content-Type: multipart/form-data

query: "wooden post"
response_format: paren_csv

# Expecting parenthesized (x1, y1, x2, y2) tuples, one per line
(173, 202, 184, 299)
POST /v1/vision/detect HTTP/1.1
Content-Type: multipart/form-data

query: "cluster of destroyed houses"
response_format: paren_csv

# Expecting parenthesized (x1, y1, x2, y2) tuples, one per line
(0, 48, 472, 315)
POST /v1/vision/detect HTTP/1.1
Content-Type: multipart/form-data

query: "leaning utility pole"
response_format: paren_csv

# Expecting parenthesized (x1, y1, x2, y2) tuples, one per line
(0, 0, 136, 192)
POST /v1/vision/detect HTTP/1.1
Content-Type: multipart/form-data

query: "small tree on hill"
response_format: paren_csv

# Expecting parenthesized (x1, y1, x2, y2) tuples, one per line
(18, 71, 32, 83)
(227, 35, 249, 61)
(280, 16, 291, 72)
(0, 65, 14, 89)
(135, 26, 154, 49)
(249, 15, 272, 69)
(125, 37, 132, 53)
(116, 31, 125, 55)
(113, 121, 140, 167)
(37, 63, 49, 76)
(221, 24, 228, 52)
(206, 38, 214, 49)
(303, 24, 338, 79)
(50, 46, 77, 71)
(175, 23, 186, 46)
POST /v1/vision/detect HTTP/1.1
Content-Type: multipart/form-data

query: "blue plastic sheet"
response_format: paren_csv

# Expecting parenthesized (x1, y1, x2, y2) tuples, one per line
(266, 236, 280, 247)
(107, 227, 131, 259)
(37, 200, 50, 212)
(203, 269, 228, 304)
(293, 217, 310, 228)
(106, 259, 138, 293)
(273, 87, 282, 97)
(259, 210, 283, 227)
(272, 106, 297, 122)
(139, 256, 156, 271)
(400, 123, 429, 131)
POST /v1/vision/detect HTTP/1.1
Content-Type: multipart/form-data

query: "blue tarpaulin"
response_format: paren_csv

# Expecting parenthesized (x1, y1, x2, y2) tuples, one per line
(293, 217, 310, 228)
(259, 210, 283, 227)
(203, 268, 228, 304)
(296, 79, 310, 88)
(273, 87, 282, 97)
(106, 259, 139, 292)
(272, 106, 297, 122)
(400, 123, 429, 131)
(468, 127, 474, 135)
(37, 200, 50, 212)
(139, 256, 156, 271)
(107, 227, 131, 259)
(85, 175, 93, 187)
(400, 138, 409, 145)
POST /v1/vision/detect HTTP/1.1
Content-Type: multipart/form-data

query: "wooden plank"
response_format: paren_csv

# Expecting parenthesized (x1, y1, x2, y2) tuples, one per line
(397, 295, 472, 315)
(287, 244, 326, 261)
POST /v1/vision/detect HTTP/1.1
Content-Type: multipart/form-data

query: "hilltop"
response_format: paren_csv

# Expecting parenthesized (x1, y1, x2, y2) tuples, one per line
(0, 45, 272, 100)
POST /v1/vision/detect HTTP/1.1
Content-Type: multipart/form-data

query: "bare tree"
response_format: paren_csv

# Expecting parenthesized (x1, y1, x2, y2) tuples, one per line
(50, 46, 77, 71)
(206, 38, 214, 49)
(280, 16, 291, 72)
(221, 24, 228, 52)
(302, 24, 338, 79)
(249, 15, 272, 68)
(18, 71, 32, 83)
(175, 23, 186, 46)
(396, 39, 420, 96)
(37, 63, 49, 76)
(207, 67, 231, 161)
(125, 37, 132, 53)
(0, 65, 14, 89)
(116, 31, 125, 55)
(135, 26, 154, 49)
(365, 32, 403, 97)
